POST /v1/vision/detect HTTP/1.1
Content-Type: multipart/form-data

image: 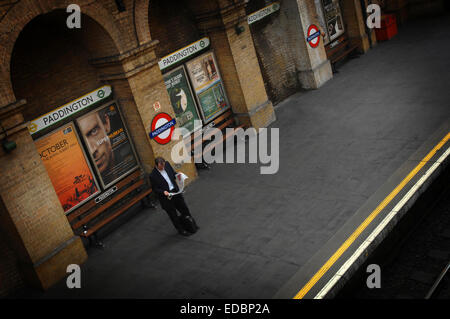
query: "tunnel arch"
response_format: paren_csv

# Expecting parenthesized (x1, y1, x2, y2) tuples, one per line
(0, 0, 125, 106)
(9, 9, 122, 122)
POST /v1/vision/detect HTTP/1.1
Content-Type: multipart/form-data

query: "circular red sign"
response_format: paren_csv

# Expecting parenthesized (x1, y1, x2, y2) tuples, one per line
(150, 112, 175, 145)
(307, 24, 321, 48)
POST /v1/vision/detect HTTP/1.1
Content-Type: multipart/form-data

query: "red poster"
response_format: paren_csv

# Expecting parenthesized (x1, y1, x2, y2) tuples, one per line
(35, 123, 99, 213)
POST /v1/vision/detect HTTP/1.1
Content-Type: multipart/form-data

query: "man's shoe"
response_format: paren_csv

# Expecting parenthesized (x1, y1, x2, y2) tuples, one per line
(178, 230, 191, 236)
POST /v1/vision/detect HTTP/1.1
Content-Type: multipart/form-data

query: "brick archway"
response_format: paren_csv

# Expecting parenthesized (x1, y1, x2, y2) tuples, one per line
(0, 0, 125, 107)
(134, 0, 152, 45)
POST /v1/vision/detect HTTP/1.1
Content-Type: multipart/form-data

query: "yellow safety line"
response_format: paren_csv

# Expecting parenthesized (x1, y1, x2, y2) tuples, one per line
(294, 132, 450, 299)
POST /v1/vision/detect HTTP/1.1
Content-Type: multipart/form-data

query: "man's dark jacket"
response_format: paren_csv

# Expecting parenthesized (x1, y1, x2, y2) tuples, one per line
(149, 162, 179, 209)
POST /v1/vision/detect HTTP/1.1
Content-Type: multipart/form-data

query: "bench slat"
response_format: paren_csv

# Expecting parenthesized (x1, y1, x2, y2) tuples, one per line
(81, 188, 152, 238)
(72, 179, 145, 230)
(327, 40, 348, 57)
(331, 44, 358, 63)
(188, 109, 233, 144)
(191, 117, 235, 150)
(208, 109, 233, 125)
(194, 124, 245, 160)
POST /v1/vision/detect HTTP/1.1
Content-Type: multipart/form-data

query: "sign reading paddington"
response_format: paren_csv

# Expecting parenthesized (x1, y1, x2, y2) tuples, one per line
(247, 2, 280, 25)
(28, 85, 112, 135)
(158, 38, 210, 71)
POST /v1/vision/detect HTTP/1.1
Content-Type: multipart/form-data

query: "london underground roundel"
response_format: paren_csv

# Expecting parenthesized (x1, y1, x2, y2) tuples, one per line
(149, 112, 176, 145)
(307, 24, 321, 48)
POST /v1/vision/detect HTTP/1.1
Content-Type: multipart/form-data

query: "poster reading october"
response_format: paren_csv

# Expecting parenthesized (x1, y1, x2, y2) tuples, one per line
(35, 123, 99, 213)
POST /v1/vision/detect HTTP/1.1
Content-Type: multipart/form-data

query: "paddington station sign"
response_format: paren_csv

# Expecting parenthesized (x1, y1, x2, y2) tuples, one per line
(247, 2, 280, 25)
(158, 37, 210, 71)
(28, 85, 112, 135)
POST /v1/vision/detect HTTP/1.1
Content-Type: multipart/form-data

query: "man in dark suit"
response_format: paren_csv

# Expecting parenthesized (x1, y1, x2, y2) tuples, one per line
(149, 157, 194, 236)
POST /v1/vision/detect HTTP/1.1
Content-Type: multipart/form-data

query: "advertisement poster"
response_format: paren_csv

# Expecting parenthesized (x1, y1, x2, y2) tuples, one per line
(315, 0, 329, 45)
(35, 123, 100, 214)
(164, 66, 202, 135)
(76, 103, 139, 188)
(185, 51, 230, 123)
(322, 0, 345, 42)
(197, 82, 228, 121)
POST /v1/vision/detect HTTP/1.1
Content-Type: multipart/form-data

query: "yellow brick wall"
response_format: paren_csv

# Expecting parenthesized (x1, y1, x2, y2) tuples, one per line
(0, 231, 25, 297)
(0, 128, 75, 263)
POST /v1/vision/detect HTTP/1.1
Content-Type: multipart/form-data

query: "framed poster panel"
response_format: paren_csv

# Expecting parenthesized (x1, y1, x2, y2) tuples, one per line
(34, 122, 100, 214)
(315, 0, 330, 45)
(76, 102, 139, 189)
(321, 0, 345, 42)
(163, 65, 202, 136)
(185, 51, 231, 123)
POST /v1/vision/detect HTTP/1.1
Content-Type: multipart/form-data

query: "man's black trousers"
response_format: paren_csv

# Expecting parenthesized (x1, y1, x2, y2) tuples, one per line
(162, 194, 192, 232)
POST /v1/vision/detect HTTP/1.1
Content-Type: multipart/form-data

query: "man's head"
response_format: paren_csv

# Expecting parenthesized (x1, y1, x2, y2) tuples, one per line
(78, 111, 113, 173)
(155, 156, 166, 171)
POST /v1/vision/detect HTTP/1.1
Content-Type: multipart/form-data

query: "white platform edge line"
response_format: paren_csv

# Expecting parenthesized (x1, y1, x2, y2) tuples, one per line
(314, 146, 450, 299)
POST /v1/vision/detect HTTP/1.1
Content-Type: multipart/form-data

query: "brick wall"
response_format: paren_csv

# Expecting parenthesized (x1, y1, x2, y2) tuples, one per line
(246, 0, 303, 105)
(0, 234, 25, 297)
(0, 127, 75, 265)
(149, 0, 200, 59)
(10, 13, 105, 122)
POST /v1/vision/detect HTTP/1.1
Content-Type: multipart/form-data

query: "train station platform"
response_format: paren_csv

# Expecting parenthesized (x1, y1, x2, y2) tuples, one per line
(20, 13, 450, 299)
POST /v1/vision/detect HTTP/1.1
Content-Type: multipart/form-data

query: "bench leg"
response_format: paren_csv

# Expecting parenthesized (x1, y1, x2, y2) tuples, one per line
(332, 63, 339, 74)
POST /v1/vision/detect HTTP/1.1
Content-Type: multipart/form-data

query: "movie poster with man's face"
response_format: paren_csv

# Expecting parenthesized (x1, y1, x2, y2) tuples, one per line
(35, 123, 100, 214)
(76, 103, 139, 188)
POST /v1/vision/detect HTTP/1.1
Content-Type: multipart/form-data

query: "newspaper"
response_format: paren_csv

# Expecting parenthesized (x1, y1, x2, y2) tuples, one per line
(168, 172, 188, 199)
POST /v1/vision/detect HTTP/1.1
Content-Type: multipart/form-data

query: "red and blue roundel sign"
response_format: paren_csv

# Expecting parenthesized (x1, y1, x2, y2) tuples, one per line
(149, 112, 176, 145)
(307, 24, 321, 48)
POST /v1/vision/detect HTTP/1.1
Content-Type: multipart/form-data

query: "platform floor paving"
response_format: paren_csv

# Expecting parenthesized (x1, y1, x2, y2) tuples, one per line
(22, 13, 450, 298)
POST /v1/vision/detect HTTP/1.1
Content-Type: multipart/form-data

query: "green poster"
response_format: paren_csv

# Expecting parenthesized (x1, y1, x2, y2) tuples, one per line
(198, 82, 229, 122)
(185, 51, 230, 123)
(164, 66, 201, 135)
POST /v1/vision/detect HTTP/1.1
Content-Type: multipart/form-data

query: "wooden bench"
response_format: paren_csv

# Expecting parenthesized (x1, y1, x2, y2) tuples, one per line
(67, 169, 153, 247)
(185, 109, 245, 168)
(326, 35, 360, 73)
